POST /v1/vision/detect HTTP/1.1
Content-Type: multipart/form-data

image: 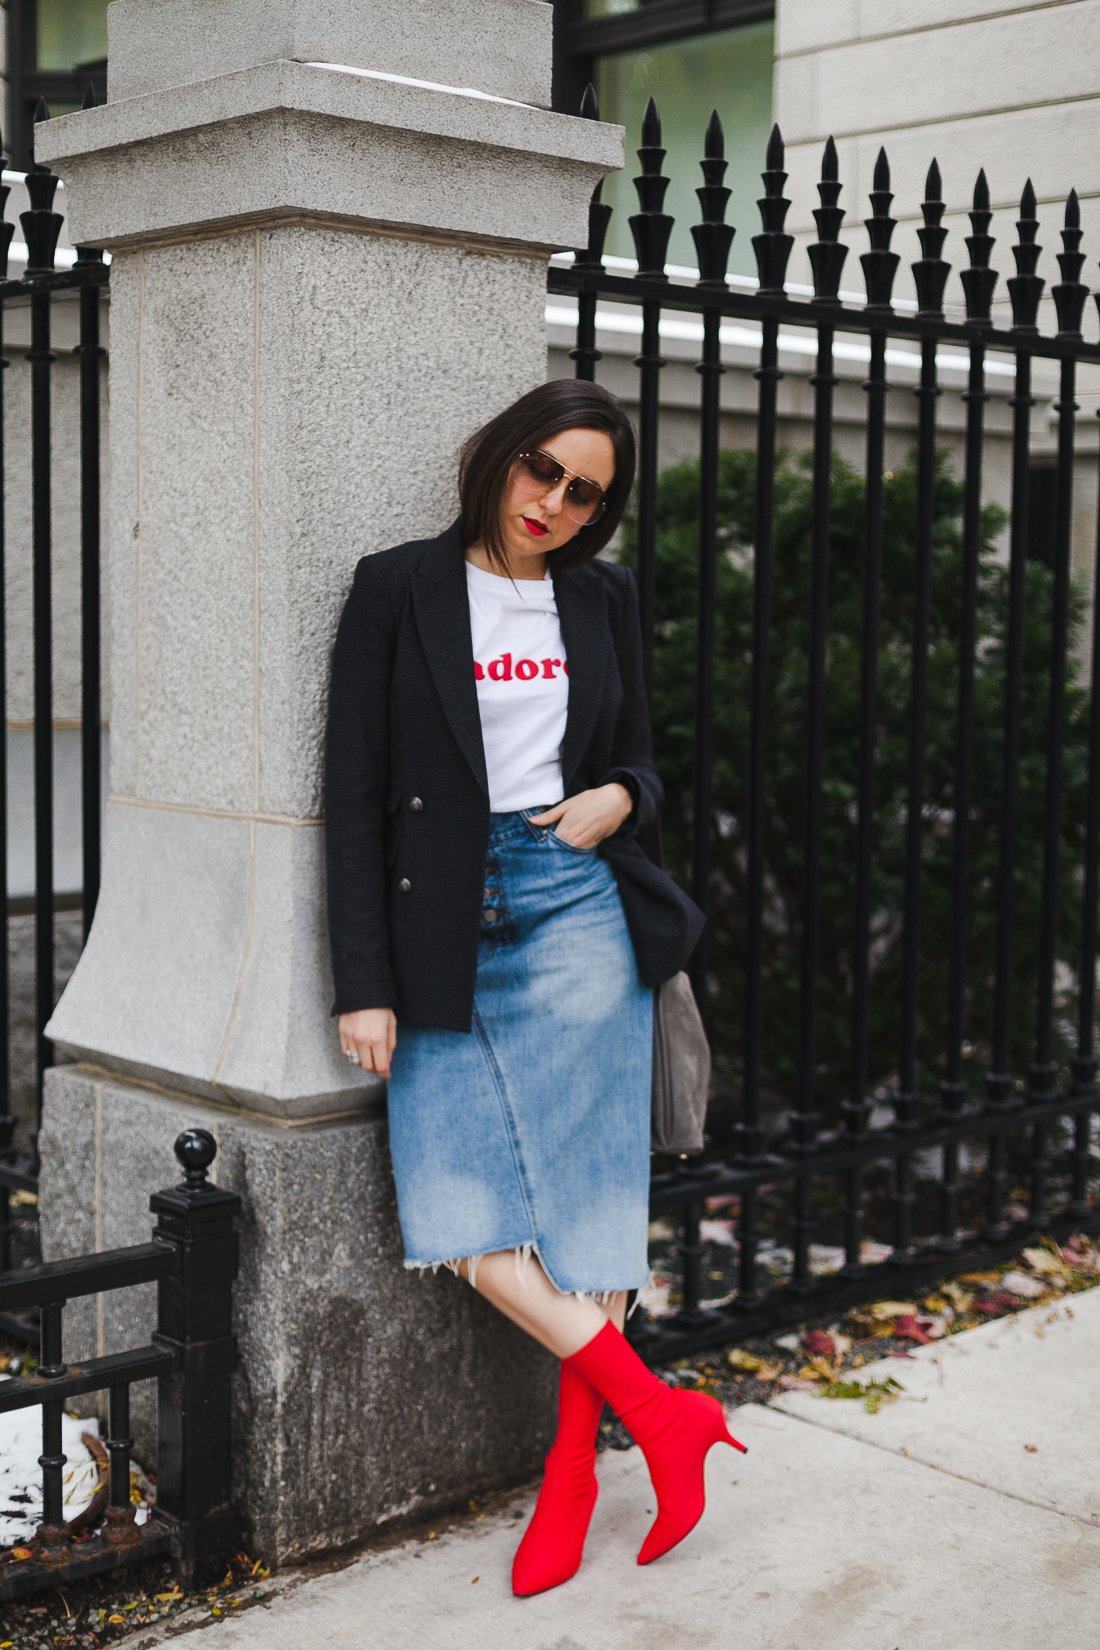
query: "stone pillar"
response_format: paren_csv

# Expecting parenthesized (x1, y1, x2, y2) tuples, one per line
(34, 0, 622, 1560)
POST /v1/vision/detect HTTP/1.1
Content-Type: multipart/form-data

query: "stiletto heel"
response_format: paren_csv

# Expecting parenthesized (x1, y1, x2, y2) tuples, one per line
(719, 1419, 749, 1454)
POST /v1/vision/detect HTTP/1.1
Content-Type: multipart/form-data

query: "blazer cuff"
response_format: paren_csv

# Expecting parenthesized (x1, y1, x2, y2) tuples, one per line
(330, 981, 399, 1018)
(602, 768, 643, 835)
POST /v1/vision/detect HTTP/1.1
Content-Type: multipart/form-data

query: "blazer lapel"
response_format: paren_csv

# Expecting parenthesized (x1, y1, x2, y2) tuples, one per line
(555, 564, 610, 791)
(410, 522, 488, 795)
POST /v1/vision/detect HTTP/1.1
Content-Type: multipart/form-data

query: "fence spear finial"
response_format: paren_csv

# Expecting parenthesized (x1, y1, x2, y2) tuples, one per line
(0, 127, 13, 282)
(961, 168, 998, 324)
(574, 84, 611, 273)
(913, 157, 950, 318)
(22, 100, 63, 274)
(629, 97, 673, 280)
(808, 135, 846, 303)
(862, 145, 899, 313)
(1053, 187, 1088, 339)
(81, 83, 97, 112)
(692, 110, 735, 289)
(753, 124, 793, 295)
(1008, 177, 1044, 333)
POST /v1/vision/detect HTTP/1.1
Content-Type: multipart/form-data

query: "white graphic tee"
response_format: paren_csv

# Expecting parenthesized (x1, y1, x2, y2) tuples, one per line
(466, 560, 569, 813)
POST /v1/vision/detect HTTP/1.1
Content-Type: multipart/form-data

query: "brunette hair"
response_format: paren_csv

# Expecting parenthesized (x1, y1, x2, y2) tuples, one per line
(458, 380, 636, 573)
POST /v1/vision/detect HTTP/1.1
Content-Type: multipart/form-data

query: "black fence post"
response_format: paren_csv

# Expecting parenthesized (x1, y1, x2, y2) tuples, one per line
(22, 101, 65, 1159)
(571, 84, 611, 384)
(150, 1129, 240, 1587)
(0, 134, 14, 1236)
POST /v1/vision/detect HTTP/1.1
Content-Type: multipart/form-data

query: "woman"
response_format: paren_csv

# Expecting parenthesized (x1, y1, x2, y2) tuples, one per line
(325, 379, 744, 1598)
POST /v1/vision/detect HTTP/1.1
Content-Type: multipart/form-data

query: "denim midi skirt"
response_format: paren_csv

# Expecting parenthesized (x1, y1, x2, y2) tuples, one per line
(386, 809, 653, 1295)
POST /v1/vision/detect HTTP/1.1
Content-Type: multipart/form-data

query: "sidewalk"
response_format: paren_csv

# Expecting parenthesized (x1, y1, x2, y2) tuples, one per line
(150, 1290, 1100, 1650)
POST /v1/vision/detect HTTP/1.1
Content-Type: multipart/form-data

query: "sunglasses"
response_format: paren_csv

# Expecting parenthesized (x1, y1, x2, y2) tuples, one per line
(512, 450, 607, 526)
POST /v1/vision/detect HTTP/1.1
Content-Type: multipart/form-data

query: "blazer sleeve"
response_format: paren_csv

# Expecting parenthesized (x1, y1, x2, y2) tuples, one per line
(325, 554, 399, 1015)
(602, 564, 663, 834)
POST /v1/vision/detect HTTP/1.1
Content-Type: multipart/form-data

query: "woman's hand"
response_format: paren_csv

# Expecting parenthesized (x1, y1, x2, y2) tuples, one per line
(340, 1008, 397, 1079)
(530, 783, 633, 849)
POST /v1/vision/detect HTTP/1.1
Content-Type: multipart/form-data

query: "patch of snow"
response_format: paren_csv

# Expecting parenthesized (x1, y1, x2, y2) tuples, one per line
(0, 1379, 149, 1547)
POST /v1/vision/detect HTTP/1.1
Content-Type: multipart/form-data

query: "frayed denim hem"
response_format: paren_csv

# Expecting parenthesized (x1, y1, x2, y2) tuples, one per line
(402, 1245, 647, 1303)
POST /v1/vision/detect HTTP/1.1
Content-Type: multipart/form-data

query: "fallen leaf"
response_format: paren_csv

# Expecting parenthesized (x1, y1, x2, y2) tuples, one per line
(1001, 1270, 1045, 1299)
(869, 1300, 918, 1319)
(727, 1348, 763, 1372)
(1022, 1247, 1068, 1279)
(973, 1292, 1018, 1316)
(1024, 1444, 1038, 1453)
(800, 1329, 836, 1357)
(818, 1375, 906, 1414)
(958, 1270, 1003, 1287)
(755, 1361, 783, 1382)
(891, 1314, 939, 1344)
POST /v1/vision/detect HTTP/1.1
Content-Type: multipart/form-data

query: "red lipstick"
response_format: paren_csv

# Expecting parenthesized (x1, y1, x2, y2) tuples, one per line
(521, 516, 549, 537)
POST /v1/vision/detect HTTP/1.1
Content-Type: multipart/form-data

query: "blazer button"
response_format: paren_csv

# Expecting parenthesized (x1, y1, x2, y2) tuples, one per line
(409, 796, 424, 812)
(483, 908, 498, 924)
(398, 878, 412, 894)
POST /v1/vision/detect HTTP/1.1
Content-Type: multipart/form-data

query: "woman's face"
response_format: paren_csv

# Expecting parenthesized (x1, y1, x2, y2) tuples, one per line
(502, 426, 617, 561)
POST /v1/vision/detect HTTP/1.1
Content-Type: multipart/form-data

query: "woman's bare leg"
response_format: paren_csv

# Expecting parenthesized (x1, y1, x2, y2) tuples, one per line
(457, 1253, 627, 1358)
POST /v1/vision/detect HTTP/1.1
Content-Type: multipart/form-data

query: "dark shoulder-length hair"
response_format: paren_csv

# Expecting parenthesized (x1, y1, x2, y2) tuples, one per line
(458, 380, 636, 574)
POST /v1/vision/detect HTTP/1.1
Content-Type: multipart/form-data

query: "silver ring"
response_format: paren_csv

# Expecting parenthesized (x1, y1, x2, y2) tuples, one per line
(345, 1048, 361, 1065)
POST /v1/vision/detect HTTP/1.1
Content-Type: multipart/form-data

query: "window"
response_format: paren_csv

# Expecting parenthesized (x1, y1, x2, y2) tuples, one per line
(594, 23, 773, 277)
(8, 0, 109, 169)
(552, 2, 774, 277)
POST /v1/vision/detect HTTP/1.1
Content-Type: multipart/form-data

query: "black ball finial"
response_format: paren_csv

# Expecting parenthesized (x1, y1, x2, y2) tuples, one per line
(174, 1128, 217, 1190)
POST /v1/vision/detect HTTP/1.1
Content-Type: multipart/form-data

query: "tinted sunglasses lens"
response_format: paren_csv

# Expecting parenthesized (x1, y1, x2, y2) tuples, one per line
(565, 480, 604, 523)
(518, 452, 564, 487)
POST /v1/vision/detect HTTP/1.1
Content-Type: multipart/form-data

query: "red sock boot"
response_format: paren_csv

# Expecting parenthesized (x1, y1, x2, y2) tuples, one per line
(511, 1361, 605, 1596)
(566, 1320, 747, 1566)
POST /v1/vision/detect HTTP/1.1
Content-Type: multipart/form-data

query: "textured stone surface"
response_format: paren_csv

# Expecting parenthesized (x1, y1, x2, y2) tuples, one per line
(36, 63, 622, 255)
(47, 803, 379, 1118)
(777, 2, 1100, 142)
(108, 0, 554, 110)
(39, 1068, 559, 1561)
(47, 225, 548, 1114)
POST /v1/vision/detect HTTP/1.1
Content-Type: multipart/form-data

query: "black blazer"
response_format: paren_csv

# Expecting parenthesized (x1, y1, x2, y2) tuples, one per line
(325, 521, 703, 1032)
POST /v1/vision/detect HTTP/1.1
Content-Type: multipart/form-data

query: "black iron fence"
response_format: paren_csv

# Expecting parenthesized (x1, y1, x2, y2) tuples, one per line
(0, 96, 106, 1258)
(0, 1129, 238, 1598)
(551, 93, 1100, 1358)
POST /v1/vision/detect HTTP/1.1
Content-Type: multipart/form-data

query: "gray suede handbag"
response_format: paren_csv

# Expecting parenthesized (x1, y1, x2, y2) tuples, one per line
(650, 971, 711, 1155)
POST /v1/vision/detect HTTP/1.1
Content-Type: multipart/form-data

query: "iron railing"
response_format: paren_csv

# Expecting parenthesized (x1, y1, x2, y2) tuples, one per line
(0, 95, 106, 1256)
(550, 93, 1100, 1359)
(0, 1129, 238, 1598)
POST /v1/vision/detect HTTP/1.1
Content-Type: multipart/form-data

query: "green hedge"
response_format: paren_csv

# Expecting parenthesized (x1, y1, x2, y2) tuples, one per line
(619, 447, 1092, 1143)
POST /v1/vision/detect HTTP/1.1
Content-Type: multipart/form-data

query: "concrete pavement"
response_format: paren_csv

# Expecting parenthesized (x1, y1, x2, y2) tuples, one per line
(150, 1290, 1100, 1650)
